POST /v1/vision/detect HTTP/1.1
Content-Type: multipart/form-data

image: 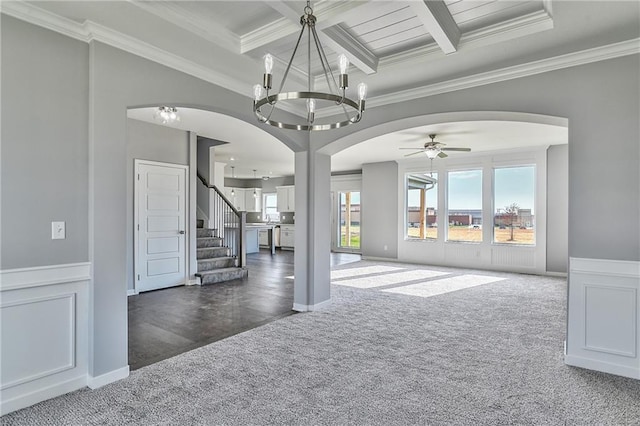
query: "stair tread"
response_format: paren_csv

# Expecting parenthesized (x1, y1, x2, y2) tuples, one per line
(196, 267, 246, 276)
(198, 256, 234, 262)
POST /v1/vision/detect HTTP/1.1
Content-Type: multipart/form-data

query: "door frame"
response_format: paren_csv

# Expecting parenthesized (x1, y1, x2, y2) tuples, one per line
(331, 190, 362, 254)
(134, 159, 190, 293)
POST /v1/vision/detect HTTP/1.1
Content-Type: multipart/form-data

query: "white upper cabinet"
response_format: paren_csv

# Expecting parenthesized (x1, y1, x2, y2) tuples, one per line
(244, 188, 262, 212)
(224, 188, 262, 212)
(277, 186, 295, 212)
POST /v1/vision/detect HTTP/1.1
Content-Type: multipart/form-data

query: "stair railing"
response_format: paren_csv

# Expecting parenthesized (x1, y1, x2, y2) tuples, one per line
(197, 172, 246, 268)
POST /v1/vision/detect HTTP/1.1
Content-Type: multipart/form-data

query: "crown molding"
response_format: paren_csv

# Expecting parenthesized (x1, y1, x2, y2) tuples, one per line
(1, 1, 250, 98)
(380, 9, 553, 70)
(3, 1, 638, 121)
(1, 0, 90, 42)
(85, 21, 250, 96)
(315, 38, 640, 118)
(369, 38, 640, 110)
(126, 0, 240, 53)
(241, 16, 298, 54)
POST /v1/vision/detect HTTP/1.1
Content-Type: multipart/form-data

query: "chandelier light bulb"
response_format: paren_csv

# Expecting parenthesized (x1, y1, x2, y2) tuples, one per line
(307, 98, 316, 114)
(154, 106, 179, 124)
(338, 54, 349, 75)
(263, 54, 274, 74)
(253, 84, 264, 101)
(357, 83, 368, 101)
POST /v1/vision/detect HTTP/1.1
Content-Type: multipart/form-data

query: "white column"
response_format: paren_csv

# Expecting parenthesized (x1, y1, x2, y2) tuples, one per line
(293, 150, 332, 311)
(188, 132, 198, 283)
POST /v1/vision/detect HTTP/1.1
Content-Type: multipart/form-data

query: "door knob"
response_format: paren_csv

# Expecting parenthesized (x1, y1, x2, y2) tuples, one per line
(178, 230, 185, 234)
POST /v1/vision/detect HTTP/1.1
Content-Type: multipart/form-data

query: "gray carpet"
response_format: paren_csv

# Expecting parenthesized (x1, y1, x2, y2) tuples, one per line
(3, 261, 640, 425)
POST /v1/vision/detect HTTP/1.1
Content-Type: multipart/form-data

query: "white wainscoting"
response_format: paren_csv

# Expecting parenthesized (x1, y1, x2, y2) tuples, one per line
(565, 258, 640, 379)
(398, 240, 542, 274)
(1, 263, 90, 415)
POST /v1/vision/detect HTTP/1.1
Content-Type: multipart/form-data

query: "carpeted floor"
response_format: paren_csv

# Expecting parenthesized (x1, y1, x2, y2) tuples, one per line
(3, 261, 640, 425)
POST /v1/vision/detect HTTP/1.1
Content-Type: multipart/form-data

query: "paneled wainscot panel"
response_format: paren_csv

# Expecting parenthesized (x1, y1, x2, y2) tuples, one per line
(0, 263, 89, 415)
(566, 258, 640, 380)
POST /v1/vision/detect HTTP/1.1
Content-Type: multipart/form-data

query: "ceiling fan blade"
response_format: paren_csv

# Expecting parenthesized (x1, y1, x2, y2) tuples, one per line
(404, 151, 424, 157)
(399, 147, 426, 150)
(438, 152, 448, 158)
(441, 147, 471, 152)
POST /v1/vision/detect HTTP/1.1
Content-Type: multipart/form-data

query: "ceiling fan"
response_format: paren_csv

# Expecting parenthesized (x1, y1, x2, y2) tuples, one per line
(400, 134, 471, 159)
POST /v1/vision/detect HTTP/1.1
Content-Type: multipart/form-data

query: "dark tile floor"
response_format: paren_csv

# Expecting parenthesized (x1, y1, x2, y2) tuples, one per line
(128, 249, 360, 370)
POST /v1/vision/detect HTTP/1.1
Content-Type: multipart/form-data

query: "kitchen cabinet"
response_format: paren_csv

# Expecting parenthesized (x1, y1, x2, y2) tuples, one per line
(224, 188, 261, 212)
(258, 229, 269, 246)
(244, 188, 262, 212)
(276, 186, 295, 212)
(280, 225, 294, 250)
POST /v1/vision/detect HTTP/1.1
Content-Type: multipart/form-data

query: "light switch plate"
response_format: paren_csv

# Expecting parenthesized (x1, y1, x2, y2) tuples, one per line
(52, 221, 66, 239)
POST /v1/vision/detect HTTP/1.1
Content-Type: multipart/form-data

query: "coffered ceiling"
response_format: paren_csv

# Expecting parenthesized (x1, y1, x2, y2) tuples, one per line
(5, 1, 639, 177)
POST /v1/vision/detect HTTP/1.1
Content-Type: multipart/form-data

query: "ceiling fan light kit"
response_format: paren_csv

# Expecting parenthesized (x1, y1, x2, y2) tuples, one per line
(252, 1, 367, 131)
(400, 134, 471, 159)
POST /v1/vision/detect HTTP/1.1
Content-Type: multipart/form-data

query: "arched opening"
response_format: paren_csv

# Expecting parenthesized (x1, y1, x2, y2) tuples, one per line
(124, 106, 298, 370)
(325, 111, 568, 275)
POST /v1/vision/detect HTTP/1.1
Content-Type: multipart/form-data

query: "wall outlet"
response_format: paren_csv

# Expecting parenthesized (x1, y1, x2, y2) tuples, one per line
(383, 245, 388, 251)
(52, 221, 66, 239)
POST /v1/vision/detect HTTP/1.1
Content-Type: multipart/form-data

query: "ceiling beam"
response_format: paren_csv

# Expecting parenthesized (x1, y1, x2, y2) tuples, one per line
(321, 25, 378, 75)
(250, 0, 378, 74)
(408, 0, 460, 54)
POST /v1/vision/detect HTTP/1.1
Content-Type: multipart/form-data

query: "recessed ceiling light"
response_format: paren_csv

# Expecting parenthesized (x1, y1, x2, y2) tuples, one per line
(230, 157, 235, 161)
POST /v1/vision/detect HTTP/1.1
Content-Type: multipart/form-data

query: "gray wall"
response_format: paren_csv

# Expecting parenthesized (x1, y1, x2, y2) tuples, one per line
(361, 161, 398, 259)
(547, 145, 569, 273)
(2, 17, 308, 378)
(3, 11, 638, 384)
(87, 40, 306, 376)
(316, 55, 640, 263)
(126, 118, 189, 291)
(1, 15, 89, 269)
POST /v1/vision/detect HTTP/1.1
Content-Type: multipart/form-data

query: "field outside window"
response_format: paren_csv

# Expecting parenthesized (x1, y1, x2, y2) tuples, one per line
(447, 170, 482, 242)
(494, 166, 535, 245)
(406, 173, 438, 240)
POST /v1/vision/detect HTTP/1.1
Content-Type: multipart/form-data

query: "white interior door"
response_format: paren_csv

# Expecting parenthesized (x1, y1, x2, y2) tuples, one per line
(135, 161, 187, 292)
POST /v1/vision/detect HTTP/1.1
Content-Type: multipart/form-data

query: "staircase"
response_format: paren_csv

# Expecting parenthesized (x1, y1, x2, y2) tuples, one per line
(195, 222, 248, 285)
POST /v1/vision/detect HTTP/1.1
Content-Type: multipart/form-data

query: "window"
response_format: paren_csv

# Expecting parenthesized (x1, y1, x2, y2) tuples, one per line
(406, 173, 437, 240)
(494, 166, 535, 245)
(447, 170, 482, 242)
(263, 193, 278, 222)
(338, 191, 361, 249)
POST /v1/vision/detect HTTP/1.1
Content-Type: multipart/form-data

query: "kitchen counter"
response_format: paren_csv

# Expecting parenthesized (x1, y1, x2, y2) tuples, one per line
(245, 224, 276, 255)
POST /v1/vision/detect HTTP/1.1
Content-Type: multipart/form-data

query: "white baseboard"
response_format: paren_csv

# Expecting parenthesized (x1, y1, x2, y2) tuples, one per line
(545, 271, 568, 277)
(293, 298, 331, 312)
(361, 255, 398, 262)
(127, 289, 138, 296)
(187, 278, 201, 286)
(0, 375, 86, 416)
(87, 366, 129, 390)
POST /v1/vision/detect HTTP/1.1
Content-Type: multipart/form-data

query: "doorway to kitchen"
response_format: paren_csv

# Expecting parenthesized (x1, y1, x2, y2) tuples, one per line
(333, 191, 361, 253)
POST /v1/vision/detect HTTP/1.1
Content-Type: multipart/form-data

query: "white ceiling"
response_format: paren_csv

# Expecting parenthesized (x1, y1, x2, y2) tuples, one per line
(11, 1, 638, 178)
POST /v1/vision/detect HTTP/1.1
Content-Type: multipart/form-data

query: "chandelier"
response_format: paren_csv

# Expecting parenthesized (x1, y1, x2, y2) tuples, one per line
(252, 1, 367, 131)
(153, 106, 180, 124)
